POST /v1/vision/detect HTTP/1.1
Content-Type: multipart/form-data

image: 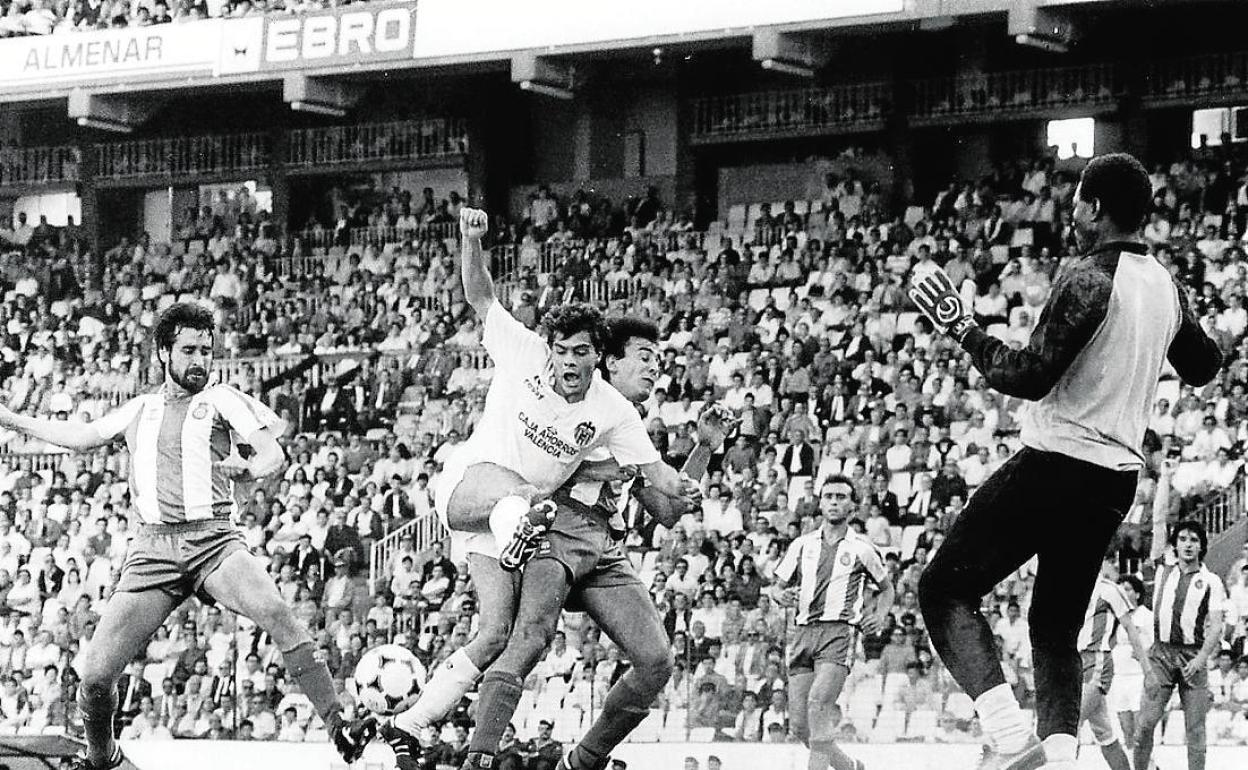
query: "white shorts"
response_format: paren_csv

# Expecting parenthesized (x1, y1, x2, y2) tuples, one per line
(1108, 670, 1144, 713)
(434, 450, 501, 562)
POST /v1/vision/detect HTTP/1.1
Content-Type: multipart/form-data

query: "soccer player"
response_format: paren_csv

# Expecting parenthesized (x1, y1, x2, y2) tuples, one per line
(908, 152, 1223, 770)
(454, 317, 732, 770)
(1075, 554, 1152, 770)
(0, 303, 370, 769)
(771, 476, 892, 770)
(377, 210, 690, 763)
(1133, 459, 1227, 770)
(377, 316, 716, 769)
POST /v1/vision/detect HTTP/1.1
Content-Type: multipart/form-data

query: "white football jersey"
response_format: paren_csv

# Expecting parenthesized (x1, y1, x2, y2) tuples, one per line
(449, 302, 660, 495)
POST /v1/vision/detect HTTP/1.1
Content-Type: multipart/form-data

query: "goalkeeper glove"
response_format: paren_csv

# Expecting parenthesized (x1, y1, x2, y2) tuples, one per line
(907, 268, 976, 342)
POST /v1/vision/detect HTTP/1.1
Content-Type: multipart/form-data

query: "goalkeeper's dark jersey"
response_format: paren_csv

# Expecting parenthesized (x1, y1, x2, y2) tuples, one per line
(958, 241, 1222, 471)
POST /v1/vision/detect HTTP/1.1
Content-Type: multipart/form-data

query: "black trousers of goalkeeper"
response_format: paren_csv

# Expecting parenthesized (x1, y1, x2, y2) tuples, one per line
(918, 447, 1136, 739)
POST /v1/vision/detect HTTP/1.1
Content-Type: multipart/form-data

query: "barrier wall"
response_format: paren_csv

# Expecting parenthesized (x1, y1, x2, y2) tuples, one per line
(116, 740, 1248, 770)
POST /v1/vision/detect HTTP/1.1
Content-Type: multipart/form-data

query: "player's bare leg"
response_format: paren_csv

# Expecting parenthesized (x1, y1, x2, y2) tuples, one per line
(1080, 681, 1130, 770)
(464, 559, 572, 768)
(74, 589, 178, 768)
(202, 549, 374, 762)
(447, 462, 556, 570)
(386, 553, 521, 768)
(807, 663, 862, 770)
(558, 580, 674, 770)
(1132, 680, 1172, 770)
(1178, 684, 1211, 770)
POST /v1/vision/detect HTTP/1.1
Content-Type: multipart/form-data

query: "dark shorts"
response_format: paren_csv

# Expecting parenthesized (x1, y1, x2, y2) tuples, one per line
(1081, 649, 1115, 694)
(1148, 641, 1207, 691)
(537, 501, 646, 612)
(115, 518, 246, 604)
(787, 621, 856, 673)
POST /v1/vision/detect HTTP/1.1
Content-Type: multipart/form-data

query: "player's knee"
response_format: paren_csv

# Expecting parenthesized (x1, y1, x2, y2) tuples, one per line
(632, 648, 674, 692)
(1089, 719, 1115, 745)
(789, 712, 810, 744)
(253, 599, 301, 642)
(77, 662, 118, 700)
(511, 618, 557, 659)
(1186, 720, 1206, 745)
(475, 620, 513, 662)
(917, 568, 951, 621)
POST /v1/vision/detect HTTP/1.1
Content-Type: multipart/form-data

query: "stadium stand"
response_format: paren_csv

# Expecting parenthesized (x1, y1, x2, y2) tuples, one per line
(1, 2, 1248, 767)
(2, 144, 1248, 752)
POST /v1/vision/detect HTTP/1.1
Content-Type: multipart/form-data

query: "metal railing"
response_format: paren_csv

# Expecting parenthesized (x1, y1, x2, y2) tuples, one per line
(95, 132, 270, 180)
(0, 451, 75, 473)
(292, 222, 458, 253)
(0, 145, 80, 187)
(692, 82, 890, 141)
(369, 512, 448, 593)
(911, 62, 1120, 123)
(1196, 468, 1246, 537)
(287, 117, 468, 167)
(1143, 50, 1248, 103)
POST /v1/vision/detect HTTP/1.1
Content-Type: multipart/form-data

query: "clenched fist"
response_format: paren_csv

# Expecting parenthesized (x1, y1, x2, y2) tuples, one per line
(459, 207, 489, 240)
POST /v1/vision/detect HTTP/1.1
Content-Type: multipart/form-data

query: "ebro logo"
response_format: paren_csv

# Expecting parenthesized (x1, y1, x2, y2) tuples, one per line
(265, 7, 415, 63)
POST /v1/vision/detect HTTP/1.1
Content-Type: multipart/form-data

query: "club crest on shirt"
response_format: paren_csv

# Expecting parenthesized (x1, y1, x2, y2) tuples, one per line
(192, 403, 210, 419)
(1194, 578, 1203, 591)
(574, 421, 597, 447)
(840, 552, 852, 567)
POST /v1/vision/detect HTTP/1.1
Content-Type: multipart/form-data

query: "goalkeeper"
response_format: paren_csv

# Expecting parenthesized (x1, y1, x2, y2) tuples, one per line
(908, 153, 1222, 770)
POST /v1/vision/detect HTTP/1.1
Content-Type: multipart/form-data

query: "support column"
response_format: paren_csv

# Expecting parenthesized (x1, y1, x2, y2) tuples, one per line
(267, 125, 290, 235)
(886, 74, 916, 212)
(74, 138, 102, 287)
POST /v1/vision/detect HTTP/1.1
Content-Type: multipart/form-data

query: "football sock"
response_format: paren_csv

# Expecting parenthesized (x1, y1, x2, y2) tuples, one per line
(577, 676, 650, 763)
(488, 496, 530, 545)
(1100, 739, 1132, 770)
(974, 683, 1032, 755)
(393, 648, 481, 736)
(77, 678, 118, 767)
(1043, 733, 1077, 763)
(468, 671, 525, 754)
(284, 640, 341, 722)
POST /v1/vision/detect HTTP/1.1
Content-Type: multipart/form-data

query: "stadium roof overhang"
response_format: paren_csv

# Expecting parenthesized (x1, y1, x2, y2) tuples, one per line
(0, 0, 1236, 119)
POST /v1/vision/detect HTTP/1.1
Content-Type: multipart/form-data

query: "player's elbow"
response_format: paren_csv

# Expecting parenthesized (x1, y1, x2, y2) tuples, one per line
(989, 370, 1056, 401)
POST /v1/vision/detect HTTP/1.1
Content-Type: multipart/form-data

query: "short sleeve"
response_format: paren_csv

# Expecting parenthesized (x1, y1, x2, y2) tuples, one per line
(482, 301, 548, 373)
(1105, 583, 1134, 620)
(583, 447, 611, 463)
(857, 540, 890, 586)
(773, 540, 801, 586)
(1207, 575, 1228, 616)
(603, 404, 662, 467)
(90, 396, 145, 441)
(213, 386, 284, 438)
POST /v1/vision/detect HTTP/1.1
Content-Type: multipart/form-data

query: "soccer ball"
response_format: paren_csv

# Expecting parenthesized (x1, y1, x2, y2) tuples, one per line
(351, 644, 427, 715)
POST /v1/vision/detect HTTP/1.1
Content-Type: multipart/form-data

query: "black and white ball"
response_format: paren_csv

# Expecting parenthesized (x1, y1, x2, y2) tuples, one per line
(351, 644, 427, 715)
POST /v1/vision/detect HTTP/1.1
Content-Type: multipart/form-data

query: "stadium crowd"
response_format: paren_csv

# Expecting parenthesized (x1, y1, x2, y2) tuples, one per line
(0, 0, 382, 36)
(1, 142, 1248, 763)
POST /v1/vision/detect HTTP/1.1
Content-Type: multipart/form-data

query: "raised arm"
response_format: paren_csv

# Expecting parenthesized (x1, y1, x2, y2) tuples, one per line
(459, 207, 496, 318)
(1151, 459, 1174, 563)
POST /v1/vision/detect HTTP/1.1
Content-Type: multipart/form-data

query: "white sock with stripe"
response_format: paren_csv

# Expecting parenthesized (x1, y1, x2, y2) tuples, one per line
(488, 495, 529, 546)
(392, 648, 481, 736)
(974, 683, 1032, 755)
(1042, 733, 1078, 763)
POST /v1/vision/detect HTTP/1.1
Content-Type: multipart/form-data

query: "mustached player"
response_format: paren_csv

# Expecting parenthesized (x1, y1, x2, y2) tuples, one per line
(0, 303, 371, 768)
